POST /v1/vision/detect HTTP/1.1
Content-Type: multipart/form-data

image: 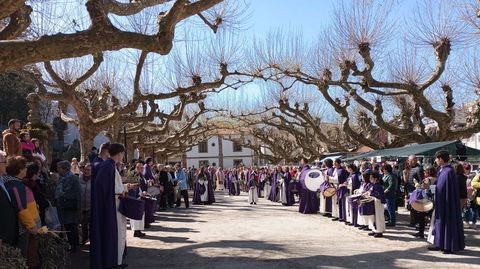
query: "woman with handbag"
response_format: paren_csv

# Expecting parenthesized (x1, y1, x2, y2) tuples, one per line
(55, 160, 81, 253)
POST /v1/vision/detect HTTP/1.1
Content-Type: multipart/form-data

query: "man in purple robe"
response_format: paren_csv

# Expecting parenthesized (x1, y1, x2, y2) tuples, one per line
(299, 158, 319, 214)
(428, 150, 465, 254)
(90, 143, 127, 269)
(333, 159, 349, 222)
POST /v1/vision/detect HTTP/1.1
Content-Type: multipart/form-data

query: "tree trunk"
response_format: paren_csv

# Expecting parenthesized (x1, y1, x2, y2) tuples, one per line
(78, 122, 97, 161)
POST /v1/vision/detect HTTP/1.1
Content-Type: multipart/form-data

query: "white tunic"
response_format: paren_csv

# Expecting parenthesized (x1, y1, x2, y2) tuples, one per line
(279, 179, 288, 204)
(369, 198, 386, 233)
(114, 169, 127, 265)
(248, 186, 258, 203)
(200, 179, 209, 202)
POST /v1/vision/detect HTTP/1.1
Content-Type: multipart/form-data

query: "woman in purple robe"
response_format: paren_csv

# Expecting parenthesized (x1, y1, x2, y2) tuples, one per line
(228, 169, 238, 196)
(346, 164, 361, 227)
(268, 166, 281, 202)
(142, 157, 155, 181)
(320, 159, 334, 217)
(333, 159, 349, 222)
(299, 158, 319, 214)
(357, 170, 373, 231)
(367, 173, 386, 238)
(192, 166, 207, 205)
(206, 168, 216, 205)
(428, 150, 465, 254)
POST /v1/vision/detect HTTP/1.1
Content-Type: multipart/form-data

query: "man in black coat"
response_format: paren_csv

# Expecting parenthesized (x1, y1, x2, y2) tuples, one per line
(0, 151, 19, 246)
(157, 164, 170, 210)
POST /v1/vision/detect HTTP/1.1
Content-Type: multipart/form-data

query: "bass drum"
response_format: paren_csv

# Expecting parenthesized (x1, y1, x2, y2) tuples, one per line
(305, 169, 326, 192)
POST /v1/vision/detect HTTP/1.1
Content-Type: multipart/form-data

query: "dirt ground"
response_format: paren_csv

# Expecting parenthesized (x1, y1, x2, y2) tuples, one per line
(72, 191, 480, 269)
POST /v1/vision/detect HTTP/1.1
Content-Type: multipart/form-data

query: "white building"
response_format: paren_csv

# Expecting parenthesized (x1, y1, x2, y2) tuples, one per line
(185, 135, 256, 169)
(462, 132, 480, 150)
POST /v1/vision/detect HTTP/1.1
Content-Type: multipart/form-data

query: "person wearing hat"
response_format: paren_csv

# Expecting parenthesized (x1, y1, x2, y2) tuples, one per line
(2, 119, 22, 157)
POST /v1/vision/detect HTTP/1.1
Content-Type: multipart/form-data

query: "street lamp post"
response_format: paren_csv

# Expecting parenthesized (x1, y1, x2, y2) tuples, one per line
(123, 125, 127, 163)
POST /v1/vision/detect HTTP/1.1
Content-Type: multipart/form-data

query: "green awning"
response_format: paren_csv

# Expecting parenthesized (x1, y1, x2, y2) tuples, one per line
(342, 140, 480, 161)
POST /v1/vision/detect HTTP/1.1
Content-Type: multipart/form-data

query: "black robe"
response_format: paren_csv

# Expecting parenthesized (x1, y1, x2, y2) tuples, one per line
(0, 184, 18, 246)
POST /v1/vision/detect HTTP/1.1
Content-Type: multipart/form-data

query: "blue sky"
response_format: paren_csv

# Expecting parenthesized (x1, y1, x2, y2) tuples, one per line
(244, 0, 337, 39)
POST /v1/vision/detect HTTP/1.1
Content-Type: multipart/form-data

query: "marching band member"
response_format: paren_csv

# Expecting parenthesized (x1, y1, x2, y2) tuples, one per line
(215, 167, 225, 191)
(282, 166, 294, 206)
(263, 168, 272, 199)
(320, 159, 334, 217)
(346, 164, 361, 226)
(228, 168, 240, 196)
(357, 170, 373, 230)
(333, 159, 349, 222)
(367, 173, 386, 238)
(126, 162, 147, 238)
(269, 166, 282, 202)
(192, 166, 208, 205)
(248, 167, 259, 205)
(298, 158, 319, 214)
(409, 183, 429, 239)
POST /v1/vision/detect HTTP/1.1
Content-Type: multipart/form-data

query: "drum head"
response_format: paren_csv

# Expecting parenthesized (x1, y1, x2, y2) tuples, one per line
(323, 187, 337, 198)
(411, 200, 433, 212)
(305, 169, 325, 192)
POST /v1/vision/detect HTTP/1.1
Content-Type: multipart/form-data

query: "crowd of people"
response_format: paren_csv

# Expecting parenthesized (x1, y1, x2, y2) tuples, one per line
(290, 154, 475, 254)
(1, 117, 479, 268)
(203, 153, 478, 255)
(0, 119, 198, 268)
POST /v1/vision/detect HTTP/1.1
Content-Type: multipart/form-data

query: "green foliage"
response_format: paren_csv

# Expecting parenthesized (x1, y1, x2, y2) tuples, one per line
(0, 73, 35, 125)
(0, 240, 28, 269)
(36, 233, 70, 269)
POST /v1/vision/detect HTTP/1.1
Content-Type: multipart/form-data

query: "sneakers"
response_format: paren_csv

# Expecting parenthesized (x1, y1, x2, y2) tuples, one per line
(469, 222, 477, 229)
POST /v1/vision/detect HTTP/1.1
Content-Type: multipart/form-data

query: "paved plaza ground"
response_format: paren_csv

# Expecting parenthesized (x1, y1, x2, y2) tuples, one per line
(72, 191, 480, 269)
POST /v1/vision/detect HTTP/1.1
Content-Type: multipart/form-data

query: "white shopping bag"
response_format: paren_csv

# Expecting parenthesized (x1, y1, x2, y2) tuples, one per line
(45, 202, 61, 230)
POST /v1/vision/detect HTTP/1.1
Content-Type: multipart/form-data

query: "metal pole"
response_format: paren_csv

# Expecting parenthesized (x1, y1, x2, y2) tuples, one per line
(123, 125, 127, 163)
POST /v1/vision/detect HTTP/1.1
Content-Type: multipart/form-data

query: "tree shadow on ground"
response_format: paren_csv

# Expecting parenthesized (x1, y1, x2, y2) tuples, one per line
(146, 226, 200, 233)
(71, 239, 480, 269)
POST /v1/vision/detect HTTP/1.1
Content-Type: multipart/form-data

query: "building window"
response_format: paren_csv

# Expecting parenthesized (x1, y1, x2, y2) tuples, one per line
(233, 140, 242, 152)
(198, 141, 208, 153)
(233, 159, 243, 167)
(199, 160, 209, 167)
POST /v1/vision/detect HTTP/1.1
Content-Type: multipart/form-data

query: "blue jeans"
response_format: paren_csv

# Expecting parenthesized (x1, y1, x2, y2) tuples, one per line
(471, 203, 479, 224)
(385, 194, 396, 225)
